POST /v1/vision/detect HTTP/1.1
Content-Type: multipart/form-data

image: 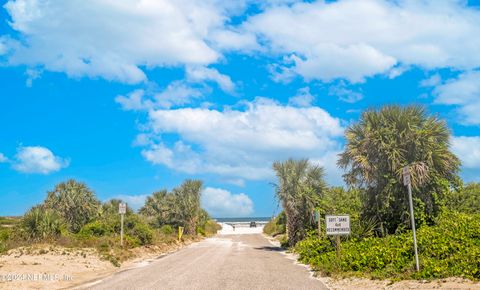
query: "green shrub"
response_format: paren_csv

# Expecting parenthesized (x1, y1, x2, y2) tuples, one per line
(204, 220, 221, 236)
(130, 223, 153, 245)
(0, 228, 12, 253)
(264, 212, 286, 236)
(78, 221, 111, 237)
(159, 225, 174, 235)
(196, 227, 206, 236)
(21, 206, 63, 240)
(295, 211, 480, 280)
(445, 183, 480, 214)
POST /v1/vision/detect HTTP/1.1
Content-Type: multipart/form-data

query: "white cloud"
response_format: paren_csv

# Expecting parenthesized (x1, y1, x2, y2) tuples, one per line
(140, 98, 344, 184)
(201, 187, 253, 217)
(288, 87, 314, 107)
(0, 153, 8, 163)
(151, 82, 203, 109)
(432, 71, 480, 125)
(420, 74, 442, 87)
(113, 194, 149, 211)
(208, 29, 259, 52)
(116, 81, 203, 111)
(452, 136, 480, 169)
(328, 82, 363, 103)
(186, 66, 235, 93)
(12, 146, 69, 174)
(115, 90, 149, 111)
(3, 0, 238, 83)
(5, 0, 480, 87)
(245, 0, 480, 82)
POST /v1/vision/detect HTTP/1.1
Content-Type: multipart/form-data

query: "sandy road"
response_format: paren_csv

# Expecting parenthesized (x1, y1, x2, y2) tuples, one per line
(82, 227, 327, 290)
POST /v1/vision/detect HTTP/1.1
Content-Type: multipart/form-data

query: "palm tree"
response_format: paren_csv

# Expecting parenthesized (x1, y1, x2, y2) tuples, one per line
(171, 180, 203, 235)
(139, 180, 203, 234)
(338, 105, 460, 234)
(44, 179, 101, 233)
(273, 159, 326, 246)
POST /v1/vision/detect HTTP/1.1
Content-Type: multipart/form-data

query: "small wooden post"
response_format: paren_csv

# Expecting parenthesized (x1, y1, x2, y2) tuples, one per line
(335, 235, 341, 257)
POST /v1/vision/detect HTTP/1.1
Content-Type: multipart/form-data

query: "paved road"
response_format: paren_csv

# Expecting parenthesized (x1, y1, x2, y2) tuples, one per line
(84, 233, 328, 290)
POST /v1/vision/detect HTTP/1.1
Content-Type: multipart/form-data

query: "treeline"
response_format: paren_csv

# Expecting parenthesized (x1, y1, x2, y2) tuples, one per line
(266, 105, 480, 280)
(0, 179, 220, 265)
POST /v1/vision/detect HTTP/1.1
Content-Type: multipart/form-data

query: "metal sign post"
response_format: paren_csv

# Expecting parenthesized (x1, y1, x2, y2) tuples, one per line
(119, 202, 127, 247)
(403, 166, 419, 271)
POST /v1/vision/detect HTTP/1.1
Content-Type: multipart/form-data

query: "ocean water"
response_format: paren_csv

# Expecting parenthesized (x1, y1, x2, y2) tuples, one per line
(215, 217, 271, 222)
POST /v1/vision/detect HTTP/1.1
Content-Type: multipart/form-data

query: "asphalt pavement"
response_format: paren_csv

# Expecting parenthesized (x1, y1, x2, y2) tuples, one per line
(82, 230, 328, 290)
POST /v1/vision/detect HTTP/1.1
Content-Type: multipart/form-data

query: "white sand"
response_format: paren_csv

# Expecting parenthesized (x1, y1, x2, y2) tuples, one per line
(217, 222, 264, 235)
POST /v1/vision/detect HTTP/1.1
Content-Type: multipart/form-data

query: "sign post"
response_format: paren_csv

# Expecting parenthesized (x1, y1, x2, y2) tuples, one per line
(119, 202, 127, 247)
(325, 215, 350, 257)
(403, 166, 419, 272)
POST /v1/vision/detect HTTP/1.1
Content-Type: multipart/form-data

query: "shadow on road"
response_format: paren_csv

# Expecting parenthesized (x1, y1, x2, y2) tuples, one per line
(253, 246, 284, 252)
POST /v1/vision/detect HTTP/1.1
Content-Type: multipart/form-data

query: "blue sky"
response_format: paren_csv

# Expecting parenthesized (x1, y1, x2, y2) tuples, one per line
(1, 0, 480, 217)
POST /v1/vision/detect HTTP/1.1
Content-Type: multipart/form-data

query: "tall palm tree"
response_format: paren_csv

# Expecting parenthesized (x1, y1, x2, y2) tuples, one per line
(338, 105, 460, 233)
(139, 180, 203, 234)
(172, 179, 203, 235)
(44, 179, 101, 233)
(273, 159, 326, 246)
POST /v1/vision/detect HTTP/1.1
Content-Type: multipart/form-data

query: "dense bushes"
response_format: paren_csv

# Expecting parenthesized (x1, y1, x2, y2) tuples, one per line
(445, 182, 480, 214)
(159, 225, 174, 235)
(77, 209, 154, 246)
(295, 211, 480, 280)
(201, 220, 222, 236)
(2, 178, 219, 267)
(21, 206, 63, 240)
(263, 211, 286, 236)
(125, 217, 154, 246)
(0, 228, 11, 253)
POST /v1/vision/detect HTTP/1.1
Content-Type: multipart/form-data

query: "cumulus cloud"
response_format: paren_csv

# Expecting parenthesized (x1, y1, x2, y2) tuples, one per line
(139, 98, 344, 183)
(452, 136, 480, 169)
(12, 146, 69, 174)
(201, 187, 254, 217)
(432, 71, 480, 125)
(3, 0, 239, 83)
(245, 0, 480, 82)
(4, 0, 480, 88)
